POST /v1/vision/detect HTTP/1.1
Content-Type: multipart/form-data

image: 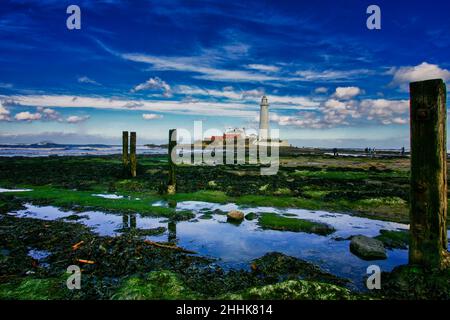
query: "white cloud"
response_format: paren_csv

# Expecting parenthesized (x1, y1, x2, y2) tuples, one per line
(122, 53, 280, 82)
(123, 102, 144, 109)
(0, 102, 11, 121)
(314, 87, 328, 94)
(2, 93, 408, 128)
(266, 95, 319, 109)
(14, 111, 42, 121)
(295, 69, 372, 81)
(66, 115, 90, 123)
(0, 83, 13, 89)
(333, 86, 362, 99)
(270, 112, 325, 129)
(176, 85, 242, 100)
(0, 105, 9, 115)
(37, 107, 62, 121)
(175, 85, 265, 100)
(246, 64, 280, 72)
(142, 113, 163, 120)
(132, 77, 172, 97)
(3, 94, 259, 118)
(269, 97, 409, 129)
(78, 76, 101, 86)
(3, 104, 90, 124)
(241, 88, 265, 97)
(389, 62, 450, 90)
(359, 98, 409, 120)
(174, 86, 318, 110)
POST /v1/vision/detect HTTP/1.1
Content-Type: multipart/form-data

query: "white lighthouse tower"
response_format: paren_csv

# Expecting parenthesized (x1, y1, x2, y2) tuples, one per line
(259, 95, 269, 141)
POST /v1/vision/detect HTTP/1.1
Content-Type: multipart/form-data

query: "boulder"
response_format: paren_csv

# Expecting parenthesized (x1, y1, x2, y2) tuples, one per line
(350, 235, 387, 260)
(227, 210, 245, 221)
(245, 212, 257, 220)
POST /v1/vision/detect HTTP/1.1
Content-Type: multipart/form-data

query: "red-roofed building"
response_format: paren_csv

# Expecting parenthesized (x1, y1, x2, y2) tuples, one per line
(209, 133, 242, 142)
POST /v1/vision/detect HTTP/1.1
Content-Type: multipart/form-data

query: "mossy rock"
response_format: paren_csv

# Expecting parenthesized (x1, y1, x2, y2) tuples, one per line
(258, 213, 335, 236)
(374, 229, 409, 249)
(222, 280, 355, 300)
(349, 235, 387, 260)
(60, 214, 88, 221)
(167, 199, 177, 208)
(251, 252, 348, 286)
(245, 212, 257, 220)
(381, 265, 450, 300)
(273, 188, 292, 196)
(112, 271, 200, 300)
(0, 277, 65, 300)
(170, 210, 195, 221)
(115, 227, 167, 237)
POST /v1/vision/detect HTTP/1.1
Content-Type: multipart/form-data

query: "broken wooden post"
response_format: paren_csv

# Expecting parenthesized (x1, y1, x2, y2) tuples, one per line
(222, 133, 226, 165)
(168, 221, 177, 243)
(410, 78, 449, 269)
(122, 131, 129, 169)
(245, 138, 249, 165)
(168, 129, 177, 194)
(130, 132, 137, 178)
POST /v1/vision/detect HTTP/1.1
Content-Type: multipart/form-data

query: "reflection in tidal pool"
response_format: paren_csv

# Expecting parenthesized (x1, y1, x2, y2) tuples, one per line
(9, 201, 415, 288)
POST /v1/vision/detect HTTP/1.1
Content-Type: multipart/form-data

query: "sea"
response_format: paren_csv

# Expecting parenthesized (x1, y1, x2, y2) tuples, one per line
(0, 143, 166, 157)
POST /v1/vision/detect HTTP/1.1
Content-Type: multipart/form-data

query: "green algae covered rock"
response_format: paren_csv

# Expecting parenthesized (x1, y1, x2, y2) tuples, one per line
(258, 213, 335, 236)
(374, 229, 409, 249)
(0, 277, 65, 300)
(381, 265, 450, 300)
(112, 271, 200, 300)
(222, 280, 355, 300)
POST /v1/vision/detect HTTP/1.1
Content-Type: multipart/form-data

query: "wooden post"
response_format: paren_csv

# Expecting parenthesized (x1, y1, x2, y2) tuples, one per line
(410, 78, 448, 269)
(168, 221, 177, 243)
(222, 133, 226, 165)
(245, 138, 249, 165)
(122, 131, 129, 168)
(168, 129, 177, 194)
(233, 136, 237, 165)
(130, 132, 137, 177)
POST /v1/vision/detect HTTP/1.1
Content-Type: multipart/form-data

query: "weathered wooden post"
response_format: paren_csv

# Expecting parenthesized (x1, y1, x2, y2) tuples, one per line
(168, 129, 177, 194)
(410, 78, 449, 269)
(130, 132, 137, 177)
(245, 138, 249, 165)
(122, 214, 129, 229)
(168, 221, 177, 243)
(233, 136, 237, 165)
(222, 133, 227, 165)
(130, 214, 136, 229)
(122, 131, 129, 169)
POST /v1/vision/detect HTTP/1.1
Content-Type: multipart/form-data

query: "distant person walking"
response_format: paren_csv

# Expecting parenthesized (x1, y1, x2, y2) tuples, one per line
(332, 148, 338, 157)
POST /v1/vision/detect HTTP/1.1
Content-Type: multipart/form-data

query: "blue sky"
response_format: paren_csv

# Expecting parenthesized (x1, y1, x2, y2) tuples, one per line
(1, 0, 450, 147)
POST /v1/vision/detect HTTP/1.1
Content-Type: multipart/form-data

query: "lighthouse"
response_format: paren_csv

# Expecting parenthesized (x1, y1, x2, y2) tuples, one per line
(259, 96, 269, 140)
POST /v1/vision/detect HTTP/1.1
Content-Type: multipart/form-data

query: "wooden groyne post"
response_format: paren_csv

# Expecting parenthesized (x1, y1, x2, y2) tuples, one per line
(168, 129, 177, 194)
(130, 132, 137, 178)
(122, 131, 129, 169)
(222, 133, 227, 165)
(409, 78, 449, 269)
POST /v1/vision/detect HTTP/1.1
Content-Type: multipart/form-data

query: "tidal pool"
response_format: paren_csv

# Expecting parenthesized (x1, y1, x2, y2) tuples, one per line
(92, 194, 125, 199)
(8, 201, 418, 289)
(0, 188, 32, 193)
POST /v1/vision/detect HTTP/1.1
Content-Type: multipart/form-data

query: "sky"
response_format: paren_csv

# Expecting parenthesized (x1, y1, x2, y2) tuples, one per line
(1, 0, 450, 147)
